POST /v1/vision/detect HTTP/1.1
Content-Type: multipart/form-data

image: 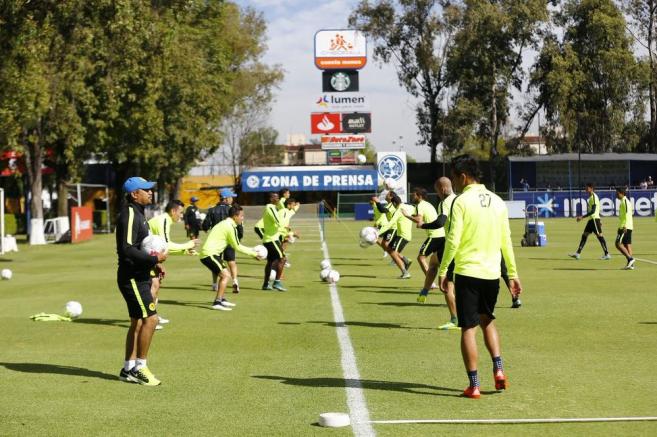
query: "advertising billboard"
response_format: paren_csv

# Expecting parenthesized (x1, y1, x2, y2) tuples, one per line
(314, 30, 367, 70)
(71, 206, 93, 243)
(242, 167, 377, 192)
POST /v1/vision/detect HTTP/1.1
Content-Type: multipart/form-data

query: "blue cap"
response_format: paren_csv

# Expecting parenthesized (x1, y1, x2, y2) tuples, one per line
(190, 196, 199, 202)
(123, 177, 156, 193)
(220, 188, 237, 198)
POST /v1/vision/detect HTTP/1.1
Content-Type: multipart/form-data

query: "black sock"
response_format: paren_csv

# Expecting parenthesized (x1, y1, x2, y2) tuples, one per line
(597, 236, 608, 254)
(577, 234, 588, 253)
(467, 370, 479, 387)
(493, 356, 503, 373)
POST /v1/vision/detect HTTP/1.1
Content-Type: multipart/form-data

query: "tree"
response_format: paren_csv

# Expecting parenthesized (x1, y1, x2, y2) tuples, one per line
(530, 0, 639, 153)
(622, 0, 657, 152)
(349, 0, 460, 164)
(445, 0, 549, 188)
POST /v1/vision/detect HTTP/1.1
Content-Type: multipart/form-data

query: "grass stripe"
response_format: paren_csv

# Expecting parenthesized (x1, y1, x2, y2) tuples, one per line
(319, 222, 375, 437)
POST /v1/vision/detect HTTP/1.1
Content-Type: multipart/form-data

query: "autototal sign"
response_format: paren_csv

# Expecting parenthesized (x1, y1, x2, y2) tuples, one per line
(341, 113, 371, 133)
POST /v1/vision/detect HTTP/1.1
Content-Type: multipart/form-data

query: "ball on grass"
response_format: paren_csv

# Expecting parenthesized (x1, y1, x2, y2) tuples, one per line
(1, 268, 12, 280)
(65, 301, 83, 319)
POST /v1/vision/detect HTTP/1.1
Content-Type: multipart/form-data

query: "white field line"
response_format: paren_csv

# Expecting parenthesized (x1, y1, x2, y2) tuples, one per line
(366, 416, 657, 425)
(635, 257, 657, 265)
(319, 222, 375, 437)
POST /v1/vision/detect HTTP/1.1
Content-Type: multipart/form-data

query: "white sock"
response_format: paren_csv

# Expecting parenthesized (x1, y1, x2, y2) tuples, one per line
(124, 360, 135, 371)
(135, 358, 147, 370)
(233, 278, 239, 286)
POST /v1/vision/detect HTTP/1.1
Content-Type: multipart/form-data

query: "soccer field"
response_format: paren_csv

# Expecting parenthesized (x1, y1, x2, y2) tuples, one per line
(1, 216, 657, 436)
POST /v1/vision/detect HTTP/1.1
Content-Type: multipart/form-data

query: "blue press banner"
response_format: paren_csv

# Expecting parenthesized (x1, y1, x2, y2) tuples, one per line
(512, 190, 657, 218)
(241, 169, 378, 192)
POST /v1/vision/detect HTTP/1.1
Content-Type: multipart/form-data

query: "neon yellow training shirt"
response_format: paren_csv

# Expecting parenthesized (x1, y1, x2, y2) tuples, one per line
(378, 203, 414, 241)
(279, 208, 296, 237)
(200, 217, 256, 258)
(385, 203, 398, 231)
(415, 199, 441, 238)
(618, 196, 633, 230)
(262, 203, 281, 243)
(372, 201, 389, 227)
(439, 184, 518, 280)
(587, 192, 601, 219)
(436, 193, 457, 238)
(148, 213, 194, 253)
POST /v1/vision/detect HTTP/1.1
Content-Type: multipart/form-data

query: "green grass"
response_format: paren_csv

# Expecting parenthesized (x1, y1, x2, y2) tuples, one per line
(1, 217, 656, 436)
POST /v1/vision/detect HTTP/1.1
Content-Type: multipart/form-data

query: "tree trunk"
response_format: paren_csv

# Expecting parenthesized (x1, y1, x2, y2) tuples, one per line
(490, 69, 498, 192)
(649, 4, 657, 152)
(24, 131, 44, 220)
(57, 180, 68, 217)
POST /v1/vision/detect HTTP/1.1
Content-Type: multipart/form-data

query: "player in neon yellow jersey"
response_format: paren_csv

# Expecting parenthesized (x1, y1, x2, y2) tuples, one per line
(614, 186, 635, 270)
(376, 192, 414, 278)
(569, 183, 610, 260)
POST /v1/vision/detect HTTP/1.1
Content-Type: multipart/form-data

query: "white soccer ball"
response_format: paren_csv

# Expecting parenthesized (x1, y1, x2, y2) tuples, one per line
(287, 235, 296, 244)
(1, 268, 12, 280)
(269, 269, 277, 281)
(384, 178, 398, 190)
(359, 226, 378, 245)
(254, 245, 268, 259)
(65, 301, 83, 319)
(357, 154, 367, 164)
(141, 235, 168, 256)
(320, 268, 331, 282)
(327, 270, 340, 284)
(320, 259, 331, 270)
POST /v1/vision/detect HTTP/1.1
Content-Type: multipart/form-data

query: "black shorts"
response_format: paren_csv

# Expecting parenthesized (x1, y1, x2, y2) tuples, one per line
(379, 229, 394, 242)
(584, 219, 603, 235)
(117, 274, 156, 319)
(454, 274, 499, 329)
(264, 240, 284, 261)
(389, 235, 408, 253)
(616, 229, 632, 245)
(254, 227, 264, 239)
(200, 254, 226, 276)
(419, 237, 443, 257)
(223, 246, 236, 262)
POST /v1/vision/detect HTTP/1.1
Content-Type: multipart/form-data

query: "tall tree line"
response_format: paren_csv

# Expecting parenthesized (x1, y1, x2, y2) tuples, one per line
(351, 0, 656, 173)
(0, 0, 282, 222)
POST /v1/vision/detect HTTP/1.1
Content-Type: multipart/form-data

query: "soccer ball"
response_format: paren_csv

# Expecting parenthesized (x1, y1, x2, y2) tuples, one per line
(384, 178, 398, 190)
(359, 226, 378, 246)
(269, 269, 277, 281)
(357, 154, 367, 164)
(327, 270, 340, 284)
(141, 235, 168, 256)
(254, 245, 268, 259)
(320, 259, 331, 270)
(287, 235, 296, 244)
(320, 268, 331, 282)
(1, 268, 12, 280)
(65, 301, 83, 319)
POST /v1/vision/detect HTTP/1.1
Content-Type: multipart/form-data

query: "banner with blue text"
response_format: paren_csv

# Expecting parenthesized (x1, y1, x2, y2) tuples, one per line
(241, 169, 377, 192)
(512, 190, 657, 218)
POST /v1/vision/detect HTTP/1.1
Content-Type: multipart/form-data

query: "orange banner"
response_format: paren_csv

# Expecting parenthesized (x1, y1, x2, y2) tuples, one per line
(71, 206, 93, 243)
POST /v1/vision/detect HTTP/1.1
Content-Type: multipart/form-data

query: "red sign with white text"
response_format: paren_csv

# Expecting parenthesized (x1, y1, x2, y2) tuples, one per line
(71, 207, 93, 243)
(310, 113, 342, 134)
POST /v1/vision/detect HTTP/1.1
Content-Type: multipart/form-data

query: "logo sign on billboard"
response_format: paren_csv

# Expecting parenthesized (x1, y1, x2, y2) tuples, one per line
(321, 134, 366, 150)
(341, 113, 371, 133)
(311, 113, 342, 134)
(314, 29, 367, 70)
(377, 152, 408, 202)
(314, 93, 369, 112)
(322, 71, 359, 92)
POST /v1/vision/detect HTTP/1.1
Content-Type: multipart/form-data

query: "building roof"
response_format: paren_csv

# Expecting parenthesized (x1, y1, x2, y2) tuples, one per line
(508, 153, 657, 162)
(284, 143, 323, 152)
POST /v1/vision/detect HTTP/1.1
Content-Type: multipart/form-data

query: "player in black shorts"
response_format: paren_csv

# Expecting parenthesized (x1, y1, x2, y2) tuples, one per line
(116, 177, 167, 386)
(569, 183, 610, 260)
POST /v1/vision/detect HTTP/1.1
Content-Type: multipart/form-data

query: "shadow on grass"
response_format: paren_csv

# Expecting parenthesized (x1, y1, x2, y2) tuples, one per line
(332, 264, 376, 268)
(73, 318, 130, 328)
(342, 285, 414, 291)
(253, 375, 484, 398)
(0, 258, 13, 262)
(0, 362, 117, 381)
(339, 274, 378, 279)
(161, 285, 207, 291)
(158, 299, 213, 310)
(363, 302, 447, 308)
(639, 322, 657, 325)
(307, 320, 431, 330)
(552, 268, 610, 271)
(352, 288, 417, 295)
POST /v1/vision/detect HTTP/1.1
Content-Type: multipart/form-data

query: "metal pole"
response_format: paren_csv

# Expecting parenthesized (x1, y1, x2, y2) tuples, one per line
(578, 145, 582, 216)
(77, 183, 82, 207)
(105, 186, 111, 234)
(0, 188, 4, 255)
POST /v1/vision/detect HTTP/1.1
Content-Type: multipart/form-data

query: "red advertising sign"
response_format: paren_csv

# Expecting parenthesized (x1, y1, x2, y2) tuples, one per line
(71, 206, 93, 243)
(311, 113, 342, 134)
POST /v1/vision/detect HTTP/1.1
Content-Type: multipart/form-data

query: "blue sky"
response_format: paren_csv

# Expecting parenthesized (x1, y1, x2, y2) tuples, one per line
(234, 0, 428, 161)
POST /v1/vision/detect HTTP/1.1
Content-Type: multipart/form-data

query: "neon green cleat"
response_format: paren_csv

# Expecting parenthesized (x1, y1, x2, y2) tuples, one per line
(417, 290, 428, 303)
(438, 321, 460, 330)
(130, 366, 161, 386)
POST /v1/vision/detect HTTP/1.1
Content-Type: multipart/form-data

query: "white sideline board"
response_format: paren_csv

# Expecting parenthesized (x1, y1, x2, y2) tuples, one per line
(505, 200, 526, 219)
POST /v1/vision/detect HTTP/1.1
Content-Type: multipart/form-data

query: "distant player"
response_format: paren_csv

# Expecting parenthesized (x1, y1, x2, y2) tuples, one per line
(375, 192, 414, 278)
(199, 205, 263, 310)
(370, 195, 392, 257)
(569, 183, 611, 260)
(202, 188, 243, 293)
(279, 198, 300, 262)
(261, 192, 287, 291)
(148, 200, 199, 329)
(277, 188, 291, 211)
(405, 178, 459, 329)
(615, 187, 635, 270)
(184, 196, 202, 239)
(438, 155, 522, 399)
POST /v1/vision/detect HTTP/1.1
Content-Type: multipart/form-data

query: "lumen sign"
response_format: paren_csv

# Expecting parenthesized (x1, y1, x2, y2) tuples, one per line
(513, 190, 657, 218)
